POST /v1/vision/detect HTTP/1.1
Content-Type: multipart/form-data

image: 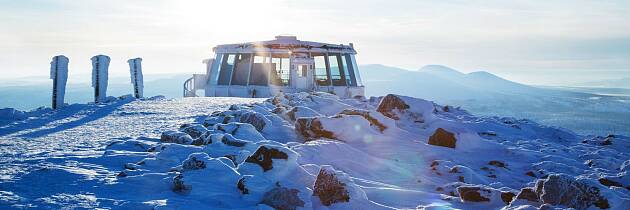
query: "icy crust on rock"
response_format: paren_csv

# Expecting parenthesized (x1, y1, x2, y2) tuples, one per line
(58, 92, 630, 209)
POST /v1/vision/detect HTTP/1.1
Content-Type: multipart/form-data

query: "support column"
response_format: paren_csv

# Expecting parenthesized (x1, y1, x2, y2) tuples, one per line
(91, 55, 110, 103)
(50, 55, 69, 109)
(127, 58, 144, 98)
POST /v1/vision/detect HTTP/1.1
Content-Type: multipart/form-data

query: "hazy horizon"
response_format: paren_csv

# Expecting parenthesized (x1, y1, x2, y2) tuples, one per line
(1, 0, 629, 86)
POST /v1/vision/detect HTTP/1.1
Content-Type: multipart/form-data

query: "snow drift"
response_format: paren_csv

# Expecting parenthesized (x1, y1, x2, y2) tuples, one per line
(2, 92, 629, 209)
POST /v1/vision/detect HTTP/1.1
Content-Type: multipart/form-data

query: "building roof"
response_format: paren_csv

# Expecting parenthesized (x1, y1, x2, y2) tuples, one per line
(213, 36, 357, 54)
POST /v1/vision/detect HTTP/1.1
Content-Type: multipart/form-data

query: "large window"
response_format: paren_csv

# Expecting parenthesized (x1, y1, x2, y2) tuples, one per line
(342, 54, 357, 86)
(313, 54, 329, 86)
(217, 54, 236, 85)
(349, 55, 363, 86)
(328, 54, 347, 86)
(230, 54, 252, 86)
(209, 53, 223, 85)
(249, 54, 270, 86)
(270, 54, 290, 86)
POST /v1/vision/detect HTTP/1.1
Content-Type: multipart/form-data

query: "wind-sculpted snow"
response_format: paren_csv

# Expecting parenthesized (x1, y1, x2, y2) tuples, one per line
(1, 92, 629, 209)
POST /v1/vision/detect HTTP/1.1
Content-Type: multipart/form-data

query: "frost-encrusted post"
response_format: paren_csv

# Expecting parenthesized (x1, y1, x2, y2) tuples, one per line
(91, 55, 110, 103)
(127, 58, 143, 98)
(50, 55, 69, 109)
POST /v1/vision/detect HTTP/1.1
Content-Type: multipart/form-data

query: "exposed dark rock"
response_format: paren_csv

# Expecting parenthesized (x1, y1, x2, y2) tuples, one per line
(598, 178, 623, 188)
(313, 167, 350, 206)
(181, 154, 208, 171)
(428, 128, 457, 148)
(602, 137, 613, 145)
(501, 191, 516, 204)
(179, 124, 208, 139)
(295, 117, 335, 140)
(260, 186, 305, 210)
(488, 160, 507, 168)
(191, 132, 212, 146)
(479, 131, 497, 136)
(244, 146, 289, 172)
(239, 112, 267, 132)
(457, 186, 491, 202)
(539, 174, 610, 210)
(160, 131, 193, 144)
(376, 94, 410, 120)
(172, 173, 191, 193)
(221, 134, 248, 147)
(526, 171, 536, 177)
(515, 188, 539, 202)
(237, 175, 252, 194)
(339, 109, 387, 132)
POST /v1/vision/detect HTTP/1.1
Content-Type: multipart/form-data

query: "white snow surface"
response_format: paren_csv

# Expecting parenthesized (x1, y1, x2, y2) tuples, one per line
(0, 92, 629, 210)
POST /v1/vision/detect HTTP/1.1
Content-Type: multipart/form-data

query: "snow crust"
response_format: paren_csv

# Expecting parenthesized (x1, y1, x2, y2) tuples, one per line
(1, 92, 629, 209)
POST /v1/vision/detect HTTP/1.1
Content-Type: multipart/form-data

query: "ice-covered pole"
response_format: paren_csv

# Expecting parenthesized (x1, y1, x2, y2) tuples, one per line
(50, 55, 69, 109)
(91, 55, 110, 103)
(127, 58, 143, 98)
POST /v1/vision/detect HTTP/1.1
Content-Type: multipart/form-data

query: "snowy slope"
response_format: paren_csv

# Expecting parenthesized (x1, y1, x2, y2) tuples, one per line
(1, 93, 629, 209)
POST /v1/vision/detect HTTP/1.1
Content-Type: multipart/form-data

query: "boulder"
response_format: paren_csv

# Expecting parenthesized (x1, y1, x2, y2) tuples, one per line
(180, 153, 211, 171)
(457, 186, 491, 202)
(428, 128, 457, 148)
(260, 186, 305, 210)
(179, 123, 208, 139)
(239, 111, 268, 132)
(515, 188, 540, 203)
(295, 117, 335, 140)
(338, 109, 388, 132)
(220, 134, 249, 147)
(538, 174, 610, 210)
(501, 191, 516, 204)
(244, 146, 289, 172)
(160, 131, 194, 144)
(313, 166, 351, 206)
(376, 94, 410, 120)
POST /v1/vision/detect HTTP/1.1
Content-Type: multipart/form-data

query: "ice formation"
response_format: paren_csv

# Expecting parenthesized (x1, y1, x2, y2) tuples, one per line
(127, 58, 143, 98)
(91, 55, 110, 103)
(49, 55, 69, 109)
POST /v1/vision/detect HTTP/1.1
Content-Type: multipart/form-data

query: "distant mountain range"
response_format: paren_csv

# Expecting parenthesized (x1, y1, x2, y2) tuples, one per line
(1, 65, 629, 136)
(573, 77, 630, 89)
(360, 64, 630, 136)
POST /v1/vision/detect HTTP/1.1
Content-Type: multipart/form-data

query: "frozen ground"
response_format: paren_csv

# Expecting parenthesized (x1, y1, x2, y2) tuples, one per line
(0, 96, 262, 208)
(0, 93, 629, 209)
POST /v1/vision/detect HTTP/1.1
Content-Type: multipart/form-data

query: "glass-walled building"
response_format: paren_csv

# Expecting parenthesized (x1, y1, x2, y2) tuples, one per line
(184, 36, 364, 98)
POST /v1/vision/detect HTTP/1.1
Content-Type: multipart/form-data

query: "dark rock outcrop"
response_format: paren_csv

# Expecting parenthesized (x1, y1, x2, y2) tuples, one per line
(181, 154, 208, 171)
(339, 109, 387, 132)
(160, 131, 193, 144)
(515, 188, 540, 203)
(538, 174, 610, 210)
(239, 112, 267, 132)
(260, 186, 305, 210)
(237, 175, 252, 194)
(428, 128, 457, 148)
(457, 186, 491, 202)
(244, 146, 289, 172)
(501, 191, 516, 204)
(313, 166, 350, 206)
(295, 117, 335, 140)
(172, 173, 191, 193)
(376, 94, 410, 120)
(179, 124, 208, 139)
(221, 134, 248, 147)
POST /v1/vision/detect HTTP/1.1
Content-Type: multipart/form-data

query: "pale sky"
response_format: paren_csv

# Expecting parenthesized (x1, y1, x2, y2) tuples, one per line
(1, 0, 629, 85)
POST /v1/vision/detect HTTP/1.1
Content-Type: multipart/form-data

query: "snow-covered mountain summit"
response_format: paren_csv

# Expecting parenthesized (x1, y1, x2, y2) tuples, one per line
(0, 93, 629, 209)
